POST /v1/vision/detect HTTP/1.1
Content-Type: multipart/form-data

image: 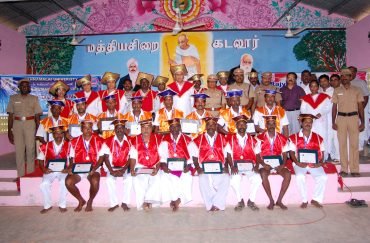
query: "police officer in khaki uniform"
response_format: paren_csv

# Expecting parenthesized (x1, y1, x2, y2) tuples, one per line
(6, 79, 42, 178)
(203, 74, 226, 117)
(228, 68, 255, 112)
(332, 69, 364, 177)
(254, 72, 282, 109)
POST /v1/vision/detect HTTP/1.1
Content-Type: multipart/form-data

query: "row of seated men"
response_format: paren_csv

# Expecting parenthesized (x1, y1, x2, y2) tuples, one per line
(38, 108, 327, 214)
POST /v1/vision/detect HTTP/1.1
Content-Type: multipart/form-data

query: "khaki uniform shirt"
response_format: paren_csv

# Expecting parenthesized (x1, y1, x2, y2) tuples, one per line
(332, 85, 364, 112)
(203, 88, 226, 117)
(254, 85, 282, 108)
(228, 83, 255, 106)
(6, 94, 42, 117)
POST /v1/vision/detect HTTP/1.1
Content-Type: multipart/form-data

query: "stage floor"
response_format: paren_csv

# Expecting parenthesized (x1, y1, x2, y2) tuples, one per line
(0, 204, 369, 242)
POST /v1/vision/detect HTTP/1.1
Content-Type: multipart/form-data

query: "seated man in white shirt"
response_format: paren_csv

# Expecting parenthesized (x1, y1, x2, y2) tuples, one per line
(158, 118, 196, 211)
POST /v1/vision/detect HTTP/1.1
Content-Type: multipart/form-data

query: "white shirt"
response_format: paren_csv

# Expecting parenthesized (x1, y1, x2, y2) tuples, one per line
(37, 139, 65, 161)
(69, 136, 105, 159)
(289, 130, 325, 152)
(158, 134, 197, 165)
(225, 133, 261, 159)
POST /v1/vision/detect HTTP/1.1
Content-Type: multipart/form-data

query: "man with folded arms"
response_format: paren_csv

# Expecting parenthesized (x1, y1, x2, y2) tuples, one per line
(66, 119, 105, 212)
(225, 115, 262, 211)
(38, 125, 69, 214)
(218, 90, 251, 135)
(204, 74, 226, 117)
(185, 93, 212, 138)
(7, 78, 42, 178)
(36, 100, 69, 144)
(68, 97, 98, 139)
(257, 116, 291, 210)
(289, 114, 327, 208)
(253, 89, 289, 137)
(158, 118, 196, 211)
(129, 120, 162, 210)
(103, 119, 133, 212)
(74, 74, 101, 116)
(192, 116, 229, 211)
(153, 89, 184, 134)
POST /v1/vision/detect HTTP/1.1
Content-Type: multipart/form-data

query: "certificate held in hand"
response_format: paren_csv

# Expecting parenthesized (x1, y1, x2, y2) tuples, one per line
(202, 161, 223, 174)
(263, 155, 283, 168)
(100, 118, 115, 131)
(298, 149, 318, 164)
(125, 122, 141, 136)
(69, 124, 82, 138)
(135, 167, 154, 174)
(47, 159, 67, 172)
(72, 162, 93, 174)
(180, 119, 200, 134)
(234, 160, 253, 173)
(167, 158, 186, 171)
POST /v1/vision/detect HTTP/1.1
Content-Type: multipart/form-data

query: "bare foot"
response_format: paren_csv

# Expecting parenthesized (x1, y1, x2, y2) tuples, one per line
(210, 205, 220, 212)
(85, 201, 93, 212)
(143, 202, 150, 211)
(59, 207, 67, 213)
(275, 201, 288, 210)
(40, 207, 52, 214)
(108, 205, 119, 212)
(300, 202, 308, 209)
(234, 199, 245, 212)
(170, 201, 175, 209)
(74, 200, 86, 212)
(121, 203, 130, 211)
(172, 198, 181, 212)
(267, 201, 274, 210)
(310, 200, 323, 208)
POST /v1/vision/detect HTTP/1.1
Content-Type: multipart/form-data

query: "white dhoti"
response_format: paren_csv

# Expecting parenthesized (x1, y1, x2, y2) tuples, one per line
(230, 171, 262, 202)
(160, 171, 193, 204)
(293, 165, 328, 203)
(132, 174, 161, 210)
(286, 110, 301, 135)
(199, 174, 230, 211)
(40, 172, 68, 209)
(106, 171, 133, 207)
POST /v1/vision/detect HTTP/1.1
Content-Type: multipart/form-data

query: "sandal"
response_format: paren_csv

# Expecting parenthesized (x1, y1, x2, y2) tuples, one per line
(247, 200, 259, 211)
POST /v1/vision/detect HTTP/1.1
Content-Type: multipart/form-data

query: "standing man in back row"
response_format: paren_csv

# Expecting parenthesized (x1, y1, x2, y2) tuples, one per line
(7, 78, 42, 178)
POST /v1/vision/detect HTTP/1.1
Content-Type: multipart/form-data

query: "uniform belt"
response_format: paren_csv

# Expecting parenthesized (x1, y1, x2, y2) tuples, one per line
(338, 112, 358, 117)
(14, 116, 35, 121)
(286, 108, 300, 111)
(205, 107, 221, 111)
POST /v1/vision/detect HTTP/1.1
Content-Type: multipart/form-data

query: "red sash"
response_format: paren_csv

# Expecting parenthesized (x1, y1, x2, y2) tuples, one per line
(40, 140, 70, 166)
(133, 90, 158, 112)
(132, 134, 161, 168)
(98, 89, 125, 112)
(167, 81, 194, 97)
(74, 91, 100, 107)
(162, 134, 191, 160)
(257, 132, 288, 157)
(301, 93, 330, 109)
(289, 132, 324, 162)
(228, 134, 257, 163)
(71, 134, 104, 165)
(193, 133, 226, 164)
(105, 136, 131, 167)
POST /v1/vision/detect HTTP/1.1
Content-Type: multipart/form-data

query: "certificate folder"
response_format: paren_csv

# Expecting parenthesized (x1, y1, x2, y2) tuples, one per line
(167, 158, 186, 171)
(47, 159, 67, 172)
(72, 163, 93, 174)
(234, 160, 253, 172)
(202, 161, 223, 174)
(263, 155, 283, 168)
(298, 149, 318, 164)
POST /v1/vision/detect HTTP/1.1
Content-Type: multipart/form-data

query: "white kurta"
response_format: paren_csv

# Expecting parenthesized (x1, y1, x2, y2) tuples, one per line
(172, 83, 195, 116)
(225, 134, 262, 202)
(103, 136, 133, 207)
(300, 93, 331, 159)
(290, 131, 328, 203)
(37, 141, 68, 209)
(158, 136, 196, 204)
